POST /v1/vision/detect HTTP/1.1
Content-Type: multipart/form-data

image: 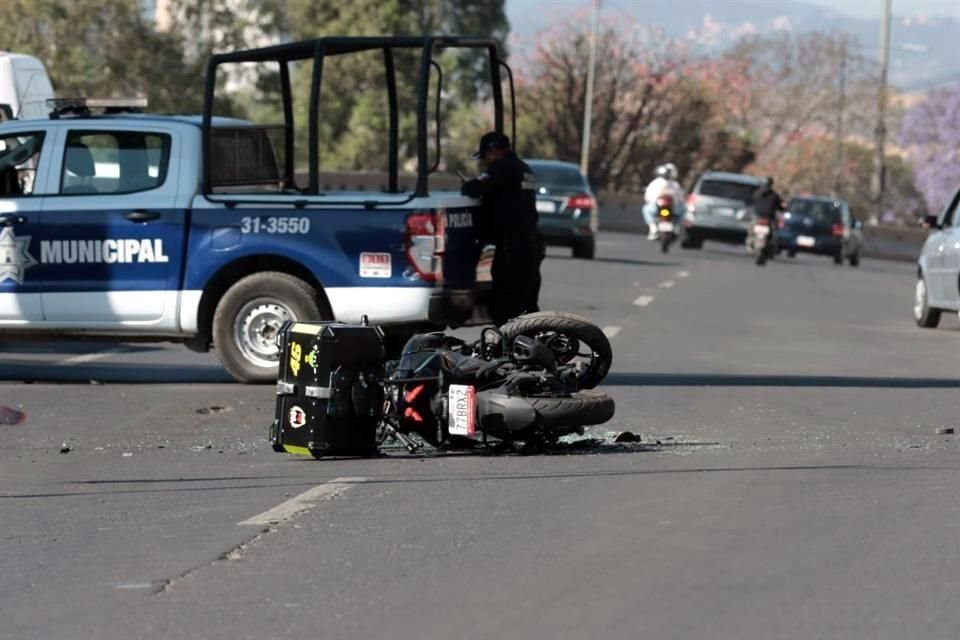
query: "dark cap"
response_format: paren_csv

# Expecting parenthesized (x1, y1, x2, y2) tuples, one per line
(471, 131, 511, 159)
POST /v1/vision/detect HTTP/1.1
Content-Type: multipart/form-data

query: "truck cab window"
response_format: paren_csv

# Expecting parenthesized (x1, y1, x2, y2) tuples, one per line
(0, 131, 44, 196)
(61, 131, 171, 195)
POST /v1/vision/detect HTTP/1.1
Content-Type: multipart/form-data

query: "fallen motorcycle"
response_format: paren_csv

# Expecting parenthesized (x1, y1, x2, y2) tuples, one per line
(270, 312, 615, 457)
(380, 324, 615, 452)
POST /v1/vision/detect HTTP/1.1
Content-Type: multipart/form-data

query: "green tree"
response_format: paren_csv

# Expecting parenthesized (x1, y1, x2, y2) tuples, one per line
(264, 0, 509, 172)
(0, 0, 191, 112)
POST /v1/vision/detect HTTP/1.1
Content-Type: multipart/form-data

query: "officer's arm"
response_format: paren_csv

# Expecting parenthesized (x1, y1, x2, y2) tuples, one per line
(461, 165, 503, 198)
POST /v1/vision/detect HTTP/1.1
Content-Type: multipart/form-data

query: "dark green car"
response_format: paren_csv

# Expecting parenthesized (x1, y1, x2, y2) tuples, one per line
(527, 159, 597, 260)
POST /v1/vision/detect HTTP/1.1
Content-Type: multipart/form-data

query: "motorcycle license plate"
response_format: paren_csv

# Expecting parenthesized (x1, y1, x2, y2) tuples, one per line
(448, 384, 476, 436)
(658, 221, 675, 232)
(754, 226, 770, 237)
(797, 235, 815, 247)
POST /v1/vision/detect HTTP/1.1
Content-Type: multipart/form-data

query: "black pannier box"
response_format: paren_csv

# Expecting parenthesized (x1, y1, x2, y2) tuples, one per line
(270, 321, 386, 458)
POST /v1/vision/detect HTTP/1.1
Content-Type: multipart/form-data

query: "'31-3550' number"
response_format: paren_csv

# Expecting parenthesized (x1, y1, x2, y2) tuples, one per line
(240, 216, 311, 234)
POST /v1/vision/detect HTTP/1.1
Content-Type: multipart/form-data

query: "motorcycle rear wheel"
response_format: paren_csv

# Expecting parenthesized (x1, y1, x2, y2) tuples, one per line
(500, 311, 613, 389)
(529, 390, 616, 432)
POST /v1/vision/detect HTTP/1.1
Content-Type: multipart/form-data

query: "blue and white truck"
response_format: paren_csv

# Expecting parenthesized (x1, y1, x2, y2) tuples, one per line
(0, 37, 515, 381)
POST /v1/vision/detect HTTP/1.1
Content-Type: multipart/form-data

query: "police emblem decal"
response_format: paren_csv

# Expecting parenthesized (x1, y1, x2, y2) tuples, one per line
(0, 227, 38, 284)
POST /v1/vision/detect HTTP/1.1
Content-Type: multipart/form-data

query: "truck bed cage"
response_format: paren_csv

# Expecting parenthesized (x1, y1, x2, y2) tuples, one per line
(202, 36, 515, 204)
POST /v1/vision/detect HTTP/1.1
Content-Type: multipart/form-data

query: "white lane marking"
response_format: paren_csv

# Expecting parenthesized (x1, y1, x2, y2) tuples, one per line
(114, 583, 154, 590)
(633, 296, 654, 307)
(62, 347, 130, 365)
(658, 281, 675, 289)
(602, 326, 622, 338)
(238, 477, 365, 526)
(677, 271, 690, 278)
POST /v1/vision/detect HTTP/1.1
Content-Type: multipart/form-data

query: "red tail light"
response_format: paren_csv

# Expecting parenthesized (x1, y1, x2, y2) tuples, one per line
(405, 211, 445, 283)
(567, 194, 596, 210)
(656, 195, 674, 208)
(755, 218, 770, 226)
(685, 193, 697, 213)
(832, 223, 844, 237)
(777, 216, 786, 229)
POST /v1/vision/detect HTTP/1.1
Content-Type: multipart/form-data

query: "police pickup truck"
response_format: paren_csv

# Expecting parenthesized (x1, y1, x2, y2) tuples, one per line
(0, 96, 490, 382)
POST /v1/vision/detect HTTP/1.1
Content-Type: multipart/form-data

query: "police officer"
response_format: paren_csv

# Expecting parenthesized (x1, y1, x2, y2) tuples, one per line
(461, 131, 545, 326)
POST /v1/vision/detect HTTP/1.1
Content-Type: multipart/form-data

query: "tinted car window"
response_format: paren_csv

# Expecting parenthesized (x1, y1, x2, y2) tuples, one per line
(696, 179, 757, 204)
(530, 165, 587, 189)
(789, 199, 842, 224)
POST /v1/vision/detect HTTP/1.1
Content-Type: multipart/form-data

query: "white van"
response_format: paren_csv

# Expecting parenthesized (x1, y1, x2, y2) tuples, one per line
(0, 52, 55, 121)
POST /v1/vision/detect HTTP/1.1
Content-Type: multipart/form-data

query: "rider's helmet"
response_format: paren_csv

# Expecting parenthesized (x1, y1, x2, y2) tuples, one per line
(764, 176, 774, 189)
(654, 164, 670, 179)
(664, 163, 679, 180)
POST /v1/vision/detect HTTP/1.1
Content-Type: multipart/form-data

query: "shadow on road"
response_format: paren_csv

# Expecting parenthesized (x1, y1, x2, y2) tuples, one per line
(0, 342, 161, 355)
(0, 361, 234, 384)
(549, 254, 683, 268)
(606, 372, 960, 389)
(6, 464, 947, 500)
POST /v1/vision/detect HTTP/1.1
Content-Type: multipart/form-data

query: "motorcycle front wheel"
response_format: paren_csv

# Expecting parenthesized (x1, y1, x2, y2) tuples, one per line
(500, 311, 613, 389)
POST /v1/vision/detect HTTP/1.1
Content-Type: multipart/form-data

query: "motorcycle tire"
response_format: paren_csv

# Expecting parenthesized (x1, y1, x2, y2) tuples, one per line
(530, 391, 616, 431)
(661, 236, 671, 253)
(500, 311, 613, 389)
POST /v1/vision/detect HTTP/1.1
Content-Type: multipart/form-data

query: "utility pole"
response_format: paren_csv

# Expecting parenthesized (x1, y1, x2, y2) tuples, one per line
(580, 0, 599, 178)
(834, 46, 847, 197)
(871, 0, 892, 224)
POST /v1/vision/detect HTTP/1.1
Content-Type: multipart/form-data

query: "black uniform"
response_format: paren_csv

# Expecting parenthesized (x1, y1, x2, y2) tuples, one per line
(754, 187, 784, 221)
(461, 152, 545, 326)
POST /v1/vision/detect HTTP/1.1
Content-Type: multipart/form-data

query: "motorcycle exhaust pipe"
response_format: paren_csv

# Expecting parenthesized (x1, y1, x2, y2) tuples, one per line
(475, 391, 538, 434)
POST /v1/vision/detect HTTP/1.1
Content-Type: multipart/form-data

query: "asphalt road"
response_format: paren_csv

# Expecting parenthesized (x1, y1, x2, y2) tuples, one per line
(3, 232, 959, 640)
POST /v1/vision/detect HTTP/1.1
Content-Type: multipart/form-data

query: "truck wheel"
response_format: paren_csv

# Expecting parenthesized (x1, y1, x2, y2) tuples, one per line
(213, 272, 326, 383)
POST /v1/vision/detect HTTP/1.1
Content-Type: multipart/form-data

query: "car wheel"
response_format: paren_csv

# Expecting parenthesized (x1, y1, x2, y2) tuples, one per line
(213, 272, 327, 383)
(914, 276, 941, 328)
(833, 252, 843, 265)
(681, 234, 703, 250)
(787, 250, 796, 258)
(572, 239, 595, 260)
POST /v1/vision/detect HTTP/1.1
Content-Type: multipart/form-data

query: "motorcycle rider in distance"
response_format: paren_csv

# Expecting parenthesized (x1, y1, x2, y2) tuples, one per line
(748, 176, 786, 257)
(643, 163, 686, 240)
(752, 176, 785, 225)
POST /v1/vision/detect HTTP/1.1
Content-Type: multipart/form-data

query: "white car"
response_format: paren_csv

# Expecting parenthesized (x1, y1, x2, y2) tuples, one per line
(916, 187, 960, 327)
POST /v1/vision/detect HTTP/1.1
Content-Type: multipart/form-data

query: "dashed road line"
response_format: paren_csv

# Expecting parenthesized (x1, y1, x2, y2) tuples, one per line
(658, 281, 675, 289)
(677, 271, 690, 278)
(62, 347, 131, 365)
(633, 295, 654, 307)
(238, 477, 366, 526)
(602, 326, 622, 338)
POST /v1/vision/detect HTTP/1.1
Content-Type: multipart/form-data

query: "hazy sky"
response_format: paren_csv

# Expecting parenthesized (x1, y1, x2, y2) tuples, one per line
(796, 0, 959, 19)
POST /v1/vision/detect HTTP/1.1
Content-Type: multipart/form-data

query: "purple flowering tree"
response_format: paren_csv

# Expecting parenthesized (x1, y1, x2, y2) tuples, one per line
(899, 83, 960, 215)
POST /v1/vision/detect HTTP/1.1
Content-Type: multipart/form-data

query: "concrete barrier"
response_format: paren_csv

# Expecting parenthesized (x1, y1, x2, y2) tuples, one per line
(295, 172, 927, 263)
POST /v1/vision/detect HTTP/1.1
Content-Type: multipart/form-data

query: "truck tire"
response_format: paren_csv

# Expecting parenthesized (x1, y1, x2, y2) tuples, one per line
(213, 272, 327, 383)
